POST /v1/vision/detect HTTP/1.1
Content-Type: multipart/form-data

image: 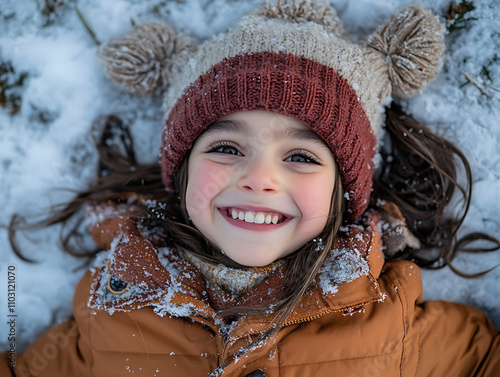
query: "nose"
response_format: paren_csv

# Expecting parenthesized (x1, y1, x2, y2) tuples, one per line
(237, 157, 280, 193)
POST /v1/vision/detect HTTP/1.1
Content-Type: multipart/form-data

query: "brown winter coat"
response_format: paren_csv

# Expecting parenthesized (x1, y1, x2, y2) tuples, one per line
(2, 206, 500, 377)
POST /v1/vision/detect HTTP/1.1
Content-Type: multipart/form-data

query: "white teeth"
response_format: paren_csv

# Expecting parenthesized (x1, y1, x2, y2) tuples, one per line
(244, 212, 255, 223)
(254, 212, 265, 224)
(228, 208, 284, 225)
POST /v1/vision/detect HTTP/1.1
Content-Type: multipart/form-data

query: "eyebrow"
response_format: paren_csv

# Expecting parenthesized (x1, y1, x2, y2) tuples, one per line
(201, 119, 327, 145)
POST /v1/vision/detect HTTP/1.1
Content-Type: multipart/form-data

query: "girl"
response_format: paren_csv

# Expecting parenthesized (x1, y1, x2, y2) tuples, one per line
(3, 0, 500, 376)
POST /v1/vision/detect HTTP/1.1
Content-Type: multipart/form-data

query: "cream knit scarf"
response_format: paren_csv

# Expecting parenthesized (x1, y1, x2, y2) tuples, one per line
(184, 252, 283, 297)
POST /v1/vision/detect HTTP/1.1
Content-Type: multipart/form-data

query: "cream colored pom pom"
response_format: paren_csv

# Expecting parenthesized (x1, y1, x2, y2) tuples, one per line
(99, 23, 196, 96)
(367, 6, 445, 98)
(259, 0, 344, 36)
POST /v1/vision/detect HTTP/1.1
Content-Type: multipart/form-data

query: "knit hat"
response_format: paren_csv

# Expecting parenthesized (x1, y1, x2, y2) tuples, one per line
(99, 0, 445, 221)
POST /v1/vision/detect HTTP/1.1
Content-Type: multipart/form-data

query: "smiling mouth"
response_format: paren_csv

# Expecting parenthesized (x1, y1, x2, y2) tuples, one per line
(220, 207, 288, 225)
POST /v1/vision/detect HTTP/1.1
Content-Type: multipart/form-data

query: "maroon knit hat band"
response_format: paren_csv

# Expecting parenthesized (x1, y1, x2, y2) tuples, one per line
(161, 52, 376, 220)
(97, 2, 446, 221)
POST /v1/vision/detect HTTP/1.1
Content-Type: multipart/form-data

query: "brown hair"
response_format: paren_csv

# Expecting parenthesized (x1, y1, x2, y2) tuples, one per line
(374, 103, 499, 277)
(8, 114, 344, 307)
(8, 105, 498, 302)
(8, 105, 499, 372)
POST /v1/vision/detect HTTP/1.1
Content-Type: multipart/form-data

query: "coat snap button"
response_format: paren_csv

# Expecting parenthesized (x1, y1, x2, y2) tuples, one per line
(107, 276, 129, 295)
(245, 370, 267, 377)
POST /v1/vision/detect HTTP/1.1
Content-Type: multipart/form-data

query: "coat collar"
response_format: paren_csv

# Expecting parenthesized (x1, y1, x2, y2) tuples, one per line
(86, 203, 391, 377)
(88, 209, 385, 325)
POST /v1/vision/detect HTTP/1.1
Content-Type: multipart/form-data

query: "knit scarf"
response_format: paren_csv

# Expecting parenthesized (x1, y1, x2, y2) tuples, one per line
(184, 252, 284, 297)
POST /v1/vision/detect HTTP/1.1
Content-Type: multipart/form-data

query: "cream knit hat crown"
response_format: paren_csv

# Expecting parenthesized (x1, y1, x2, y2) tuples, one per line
(99, 0, 445, 220)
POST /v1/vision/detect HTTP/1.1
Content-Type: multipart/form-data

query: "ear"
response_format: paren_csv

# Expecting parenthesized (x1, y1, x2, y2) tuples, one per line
(98, 23, 197, 96)
(366, 6, 445, 98)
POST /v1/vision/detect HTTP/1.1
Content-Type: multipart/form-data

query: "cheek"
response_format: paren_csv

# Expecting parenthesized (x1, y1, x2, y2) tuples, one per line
(294, 174, 334, 221)
(186, 159, 233, 216)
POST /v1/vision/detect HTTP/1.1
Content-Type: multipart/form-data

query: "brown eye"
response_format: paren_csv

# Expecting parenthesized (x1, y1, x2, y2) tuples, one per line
(107, 276, 129, 295)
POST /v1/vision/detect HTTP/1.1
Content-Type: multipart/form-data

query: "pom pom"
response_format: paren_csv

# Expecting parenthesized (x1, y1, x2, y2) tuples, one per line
(367, 6, 445, 98)
(99, 23, 196, 96)
(259, 0, 344, 36)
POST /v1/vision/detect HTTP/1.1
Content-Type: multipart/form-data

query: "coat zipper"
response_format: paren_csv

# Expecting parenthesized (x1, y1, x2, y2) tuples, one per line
(282, 310, 332, 326)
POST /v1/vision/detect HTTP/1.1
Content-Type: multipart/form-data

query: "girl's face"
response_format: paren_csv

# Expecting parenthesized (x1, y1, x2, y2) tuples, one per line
(186, 111, 337, 267)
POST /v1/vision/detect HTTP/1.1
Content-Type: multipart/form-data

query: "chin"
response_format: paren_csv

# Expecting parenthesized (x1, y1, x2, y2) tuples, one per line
(224, 248, 285, 268)
(238, 259, 275, 268)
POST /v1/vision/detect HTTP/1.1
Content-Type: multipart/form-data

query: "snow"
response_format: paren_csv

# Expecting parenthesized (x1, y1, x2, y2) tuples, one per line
(1, 0, 499, 354)
(319, 245, 370, 295)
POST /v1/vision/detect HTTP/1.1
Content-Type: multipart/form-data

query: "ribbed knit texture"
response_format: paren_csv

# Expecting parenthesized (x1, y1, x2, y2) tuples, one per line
(162, 11, 390, 140)
(98, 0, 446, 221)
(184, 252, 283, 297)
(161, 52, 376, 220)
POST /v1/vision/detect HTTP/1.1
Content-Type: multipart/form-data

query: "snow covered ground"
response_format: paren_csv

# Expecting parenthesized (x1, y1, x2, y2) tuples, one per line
(1, 0, 499, 353)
